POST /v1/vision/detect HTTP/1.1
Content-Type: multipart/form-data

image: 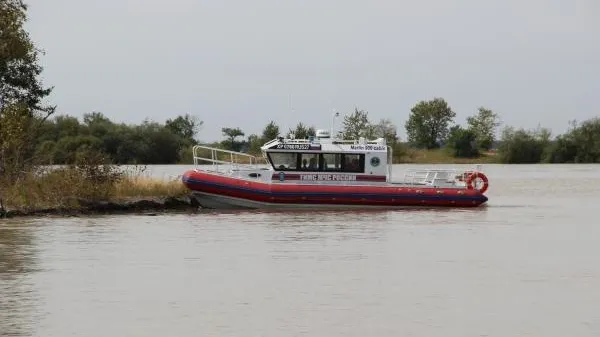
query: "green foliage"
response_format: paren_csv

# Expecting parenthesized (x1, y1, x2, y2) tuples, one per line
(261, 121, 279, 140)
(220, 127, 245, 151)
(287, 122, 315, 139)
(23, 113, 203, 165)
(0, 0, 54, 114)
(165, 113, 202, 146)
(390, 142, 409, 162)
(164, 113, 202, 160)
(339, 108, 374, 139)
(497, 126, 552, 164)
(246, 134, 262, 154)
(373, 118, 398, 145)
(405, 98, 456, 149)
(247, 121, 281, 154)
(337, 109, 398, 144)
(466, 107, 501, 150)
(1, 1, 55, 178)
(134, 121, 182, 164)
(0, 102, 34, 177)
(543, 118, 600, 163)
(446, 125, 480, 158)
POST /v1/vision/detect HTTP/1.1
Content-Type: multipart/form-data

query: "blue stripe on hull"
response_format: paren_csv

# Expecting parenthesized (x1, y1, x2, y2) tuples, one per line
(182, 177, 488, 204)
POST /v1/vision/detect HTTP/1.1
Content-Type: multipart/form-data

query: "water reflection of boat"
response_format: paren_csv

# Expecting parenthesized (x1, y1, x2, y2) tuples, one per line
(182, 129, 489, 209)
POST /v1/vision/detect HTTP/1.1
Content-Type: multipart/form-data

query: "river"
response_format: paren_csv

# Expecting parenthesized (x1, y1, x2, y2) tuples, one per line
(1, 164, 599, 336)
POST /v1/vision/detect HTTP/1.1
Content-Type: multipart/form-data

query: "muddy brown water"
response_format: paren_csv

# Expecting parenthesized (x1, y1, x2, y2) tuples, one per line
(1, 164, 599, 336)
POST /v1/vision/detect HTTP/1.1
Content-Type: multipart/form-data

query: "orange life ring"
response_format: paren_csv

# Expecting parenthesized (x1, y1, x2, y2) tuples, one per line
(465, 172, 489, 194)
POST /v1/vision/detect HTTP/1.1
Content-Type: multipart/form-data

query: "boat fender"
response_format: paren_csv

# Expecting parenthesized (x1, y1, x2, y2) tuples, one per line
(465, 172, 489, 194)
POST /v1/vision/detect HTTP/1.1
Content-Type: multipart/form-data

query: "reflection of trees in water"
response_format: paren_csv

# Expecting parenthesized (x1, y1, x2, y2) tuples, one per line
(0, 222, 40, 337)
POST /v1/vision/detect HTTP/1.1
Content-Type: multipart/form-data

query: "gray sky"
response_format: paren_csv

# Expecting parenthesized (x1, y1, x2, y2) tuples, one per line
(26, 0, 598, 142)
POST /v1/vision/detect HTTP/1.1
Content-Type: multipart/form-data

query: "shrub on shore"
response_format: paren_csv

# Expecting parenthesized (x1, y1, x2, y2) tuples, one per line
(0, 153, 187, 212)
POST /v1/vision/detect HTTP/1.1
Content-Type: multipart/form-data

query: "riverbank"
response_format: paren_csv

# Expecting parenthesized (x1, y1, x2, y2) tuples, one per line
(0, 195, 200, 218)
(0, 165, 200, 218)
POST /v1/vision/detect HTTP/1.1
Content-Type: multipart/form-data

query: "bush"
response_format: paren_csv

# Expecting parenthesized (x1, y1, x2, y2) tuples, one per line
(497, 126, 551, 163)
(0, 152, 187, 211)
(391, 142, 410, 162)
(446, 126, 480, 158)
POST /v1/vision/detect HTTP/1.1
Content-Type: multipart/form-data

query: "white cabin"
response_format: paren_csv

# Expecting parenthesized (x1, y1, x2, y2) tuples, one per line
(259, 130, 392, 184)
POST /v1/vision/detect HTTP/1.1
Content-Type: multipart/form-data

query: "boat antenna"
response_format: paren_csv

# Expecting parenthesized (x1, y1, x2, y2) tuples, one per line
(331, 109, 340, 140)
(286, 93, 294, 139)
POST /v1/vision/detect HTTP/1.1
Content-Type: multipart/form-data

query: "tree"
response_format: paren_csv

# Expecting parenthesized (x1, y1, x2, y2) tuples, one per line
(446, 125, 480, 158)
(82, 111, 113, 139)
(1, 1, 55, 177)
(466, 107, 501, 150)
(221, 127, 245, 151)
(245, 121, 280, 154)
(136, 121, 182, 164)
(497, 125, 552, 163)
(54, 115, 81, 138)
(339, 107, 375, 140)
(544, 118, 600, 163)
(287, 122, 315, 139)
(246, 134, 262, 154)
(373, 118, 398, 145)
(1, 0, 54, 113)
(405, 98, 455, 149)
(261, 121, 279, 141)
(165, 113, 203, 145)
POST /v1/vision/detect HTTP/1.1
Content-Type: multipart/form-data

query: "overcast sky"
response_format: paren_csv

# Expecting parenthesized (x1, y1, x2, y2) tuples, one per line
(25, 0, 598, 142)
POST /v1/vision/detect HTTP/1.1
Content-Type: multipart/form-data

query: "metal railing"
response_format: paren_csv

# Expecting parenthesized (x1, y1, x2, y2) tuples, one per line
(403, 165, 483, 186)
(192, 145, 268, 173)
(403, 169, 457, 185)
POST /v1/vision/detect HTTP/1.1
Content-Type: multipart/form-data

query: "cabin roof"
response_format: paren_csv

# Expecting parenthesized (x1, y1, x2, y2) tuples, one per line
(260, 136, 388, 153)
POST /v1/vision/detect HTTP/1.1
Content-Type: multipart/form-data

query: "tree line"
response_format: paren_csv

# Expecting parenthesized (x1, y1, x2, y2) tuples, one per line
(2, 1, 599, 181)
(213, 100, 600, 164)
(4, 89, 600, 168)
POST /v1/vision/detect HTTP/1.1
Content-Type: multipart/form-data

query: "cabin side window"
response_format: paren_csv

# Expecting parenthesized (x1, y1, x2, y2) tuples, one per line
(300, 153, 319, 170)
(267, 151, 366, 173)
(268, 152, 298, 170)
(342, 153, 363, 173)
(321, 153, 341, 171)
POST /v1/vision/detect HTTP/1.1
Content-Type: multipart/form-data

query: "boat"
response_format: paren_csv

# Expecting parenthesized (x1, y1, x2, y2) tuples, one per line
(181, 129, 489, 209)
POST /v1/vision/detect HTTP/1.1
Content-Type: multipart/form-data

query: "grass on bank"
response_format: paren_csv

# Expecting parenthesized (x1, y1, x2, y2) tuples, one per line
(0, 164, 187, 211)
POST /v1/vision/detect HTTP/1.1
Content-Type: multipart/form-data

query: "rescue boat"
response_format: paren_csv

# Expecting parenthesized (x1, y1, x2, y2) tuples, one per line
(181, 129, 489, 209)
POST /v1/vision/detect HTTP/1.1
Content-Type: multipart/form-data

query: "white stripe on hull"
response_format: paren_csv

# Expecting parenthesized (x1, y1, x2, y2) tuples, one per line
(191, 191, 459, 210)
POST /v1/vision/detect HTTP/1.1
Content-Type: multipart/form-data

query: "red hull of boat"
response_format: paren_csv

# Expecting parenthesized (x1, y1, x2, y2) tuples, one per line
(182, 170, 488, 208)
